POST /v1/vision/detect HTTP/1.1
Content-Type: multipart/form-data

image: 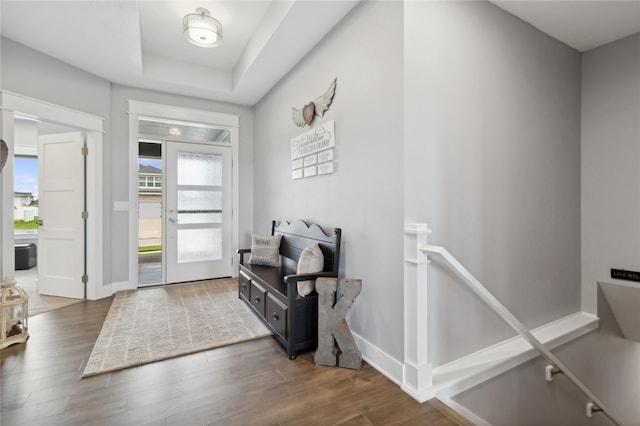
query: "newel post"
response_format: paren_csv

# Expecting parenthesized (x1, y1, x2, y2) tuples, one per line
(402, 223, 434, 402)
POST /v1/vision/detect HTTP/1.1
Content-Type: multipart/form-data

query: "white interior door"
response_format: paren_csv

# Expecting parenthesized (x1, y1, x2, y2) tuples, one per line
(37, 132, 85, 299)
(165, 141, 232, 283)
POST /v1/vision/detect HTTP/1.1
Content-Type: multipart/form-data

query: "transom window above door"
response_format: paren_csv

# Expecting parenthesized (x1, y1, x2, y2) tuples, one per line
(138, 116, 231, 144)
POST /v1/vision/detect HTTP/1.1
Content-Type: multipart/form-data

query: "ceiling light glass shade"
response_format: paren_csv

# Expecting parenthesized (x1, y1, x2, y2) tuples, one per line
(183, 8, 222, 48)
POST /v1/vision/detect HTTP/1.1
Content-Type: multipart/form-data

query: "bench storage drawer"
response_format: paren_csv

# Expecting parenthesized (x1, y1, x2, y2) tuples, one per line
(249, 281, 266, 316)
(239, 272, 251, 302)
(266, 294, 288, 339)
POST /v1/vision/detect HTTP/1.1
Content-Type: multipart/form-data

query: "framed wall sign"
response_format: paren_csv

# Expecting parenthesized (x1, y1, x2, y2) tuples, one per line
(318, 162, 334, 175)
(304, 155, 317, 167)
(291, 121, 335, 160)
(318, 149, 333, 163)
(291, 121, 335, 180)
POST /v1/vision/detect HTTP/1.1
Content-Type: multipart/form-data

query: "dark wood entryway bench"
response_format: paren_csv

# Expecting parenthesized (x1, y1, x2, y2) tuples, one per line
(237, 219, 342, 359)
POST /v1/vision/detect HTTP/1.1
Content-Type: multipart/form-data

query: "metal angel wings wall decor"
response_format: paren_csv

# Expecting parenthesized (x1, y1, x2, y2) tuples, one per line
(292, 78, 337, 127)
(0, 139, 8, 173)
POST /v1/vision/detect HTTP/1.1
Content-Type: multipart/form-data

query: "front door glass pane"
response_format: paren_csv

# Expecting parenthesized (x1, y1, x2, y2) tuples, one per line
(177, 228, 221, 263)
(177, 152, 222, 186)
(177, 190, 222, 224)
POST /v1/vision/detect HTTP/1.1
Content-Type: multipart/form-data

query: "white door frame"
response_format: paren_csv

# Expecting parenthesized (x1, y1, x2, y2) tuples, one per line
(127, 101, 239, 289)
(0, 91, 104, 299)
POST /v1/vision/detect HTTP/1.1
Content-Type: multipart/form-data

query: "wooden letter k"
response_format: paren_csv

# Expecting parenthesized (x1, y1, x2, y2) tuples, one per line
(315, 277, 362, 369)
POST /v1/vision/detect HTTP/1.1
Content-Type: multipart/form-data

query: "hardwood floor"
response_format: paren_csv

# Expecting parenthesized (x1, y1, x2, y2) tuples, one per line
(1, 299, 471, 426)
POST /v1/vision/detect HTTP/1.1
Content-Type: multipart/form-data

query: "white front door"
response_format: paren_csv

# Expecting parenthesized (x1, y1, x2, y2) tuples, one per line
(165, 141, 232, 284)
(37, 132, 85, 299)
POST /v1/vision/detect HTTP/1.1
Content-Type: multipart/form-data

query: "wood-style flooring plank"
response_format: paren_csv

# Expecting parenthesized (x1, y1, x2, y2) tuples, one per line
(1, 297, 469, 426)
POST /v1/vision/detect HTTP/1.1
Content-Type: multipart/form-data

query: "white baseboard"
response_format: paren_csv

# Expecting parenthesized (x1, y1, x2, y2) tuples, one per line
(111, 280, 134, 293)
(437, 395, 492, 426)
(87, 280, 133, 300)
(401, 382, 435, 404)
(87, 282, 111, 300)
(351, 331, 404, 386)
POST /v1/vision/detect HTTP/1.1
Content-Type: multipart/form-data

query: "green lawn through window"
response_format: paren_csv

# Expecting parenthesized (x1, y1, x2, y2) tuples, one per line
(139, 245, 162, 253)
(14, 218, 39, 230)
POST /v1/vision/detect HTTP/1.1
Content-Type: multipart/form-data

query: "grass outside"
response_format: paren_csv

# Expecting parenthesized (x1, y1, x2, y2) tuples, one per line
(14, 218, 39, 230)
(139, 245, 162, 253)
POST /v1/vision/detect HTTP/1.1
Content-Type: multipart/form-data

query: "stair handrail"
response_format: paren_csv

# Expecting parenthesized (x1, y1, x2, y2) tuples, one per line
(421, 244, 622, 426)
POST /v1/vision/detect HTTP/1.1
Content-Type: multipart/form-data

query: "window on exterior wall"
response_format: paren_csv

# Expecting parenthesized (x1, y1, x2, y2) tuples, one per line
(139, 175, 162, 189)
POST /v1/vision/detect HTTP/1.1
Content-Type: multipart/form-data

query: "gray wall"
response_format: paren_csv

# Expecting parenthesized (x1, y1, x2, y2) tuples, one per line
(1, 38, 111, 119)
(405, 2, 582, 365)
(109, 84, 255, 284)
(581, 33, 640, 314)
(253, 1, 405, 360)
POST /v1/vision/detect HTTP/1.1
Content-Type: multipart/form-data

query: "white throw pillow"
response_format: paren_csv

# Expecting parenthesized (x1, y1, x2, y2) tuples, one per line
(249, 234, 282, 267)
(296, 243, 324, 297)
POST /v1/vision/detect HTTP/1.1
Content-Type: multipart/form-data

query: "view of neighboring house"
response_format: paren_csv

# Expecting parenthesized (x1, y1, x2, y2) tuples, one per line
(138, 164, 162, 206)
(138, 163, 162, 249)
(13, 191, 38, 222)
(13, 191, 33, 208)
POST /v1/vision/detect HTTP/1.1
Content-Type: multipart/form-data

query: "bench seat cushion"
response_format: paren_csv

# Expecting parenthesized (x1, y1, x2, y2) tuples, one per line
(241, 263, 290, 297)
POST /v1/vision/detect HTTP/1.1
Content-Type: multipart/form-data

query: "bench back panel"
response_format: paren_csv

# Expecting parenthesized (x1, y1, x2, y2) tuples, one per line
(272, 219, 341, 275)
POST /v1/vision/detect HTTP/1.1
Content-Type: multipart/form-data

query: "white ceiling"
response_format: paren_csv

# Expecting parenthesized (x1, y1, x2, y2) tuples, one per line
(1, 0, 359, 105)
(489, 0, 640, 52)
(2, 1, 640, 107)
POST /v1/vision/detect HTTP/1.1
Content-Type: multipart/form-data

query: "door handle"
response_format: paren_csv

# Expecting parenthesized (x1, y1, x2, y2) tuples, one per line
(38, 219, 43, 226)
(168, 218, 176, 223)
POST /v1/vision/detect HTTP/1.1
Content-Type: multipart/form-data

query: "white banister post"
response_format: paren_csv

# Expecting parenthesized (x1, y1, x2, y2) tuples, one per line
(402, 223, 433, 402)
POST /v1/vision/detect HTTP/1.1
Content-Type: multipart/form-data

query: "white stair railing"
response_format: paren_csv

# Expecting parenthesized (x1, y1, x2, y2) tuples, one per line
(422, 244, 621, 426)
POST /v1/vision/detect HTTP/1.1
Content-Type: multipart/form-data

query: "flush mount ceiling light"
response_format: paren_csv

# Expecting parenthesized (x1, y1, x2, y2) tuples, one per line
(183, 8, 222, 48)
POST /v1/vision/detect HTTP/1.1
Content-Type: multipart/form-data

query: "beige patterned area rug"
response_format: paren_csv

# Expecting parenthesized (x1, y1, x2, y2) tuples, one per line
(82, 278, 271, 377)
